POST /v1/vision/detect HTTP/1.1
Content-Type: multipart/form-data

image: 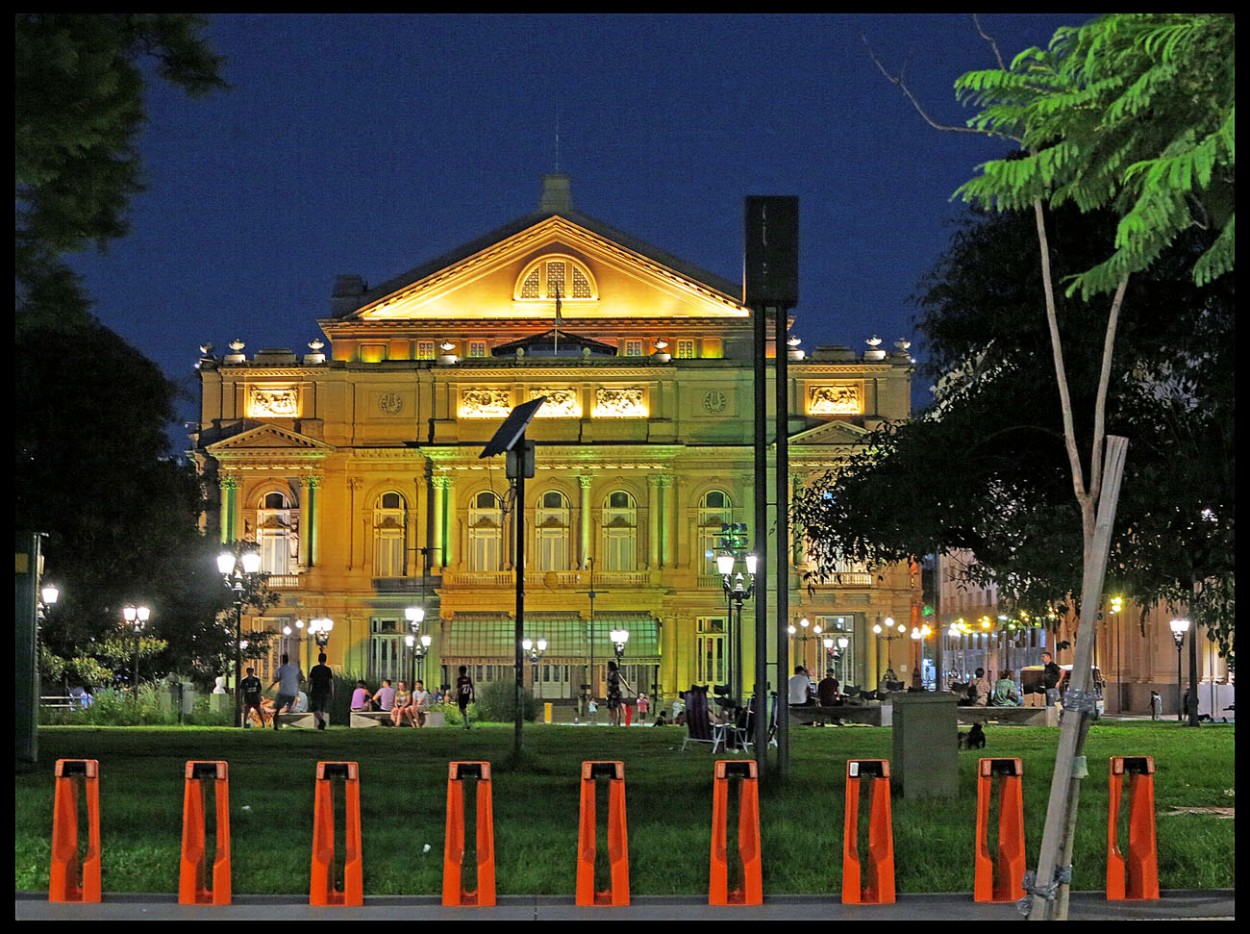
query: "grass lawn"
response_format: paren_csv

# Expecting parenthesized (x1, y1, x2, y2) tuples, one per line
(14, 720, 1234, 897)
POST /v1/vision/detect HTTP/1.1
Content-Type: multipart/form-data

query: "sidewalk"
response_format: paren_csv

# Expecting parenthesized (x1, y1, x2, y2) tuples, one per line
(16, 890, 1235, 921)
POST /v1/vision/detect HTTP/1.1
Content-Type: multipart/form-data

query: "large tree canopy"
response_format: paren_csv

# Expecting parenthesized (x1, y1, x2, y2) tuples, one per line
(15, 13, 225, 312)
(794, 204, 1234, 651)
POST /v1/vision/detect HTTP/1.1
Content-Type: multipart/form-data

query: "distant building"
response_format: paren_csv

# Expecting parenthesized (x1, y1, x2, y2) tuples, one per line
(193, 175, 917, 705)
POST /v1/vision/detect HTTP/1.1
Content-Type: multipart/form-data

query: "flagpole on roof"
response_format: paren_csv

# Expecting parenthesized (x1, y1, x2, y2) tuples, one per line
(553, 282, 562, 355)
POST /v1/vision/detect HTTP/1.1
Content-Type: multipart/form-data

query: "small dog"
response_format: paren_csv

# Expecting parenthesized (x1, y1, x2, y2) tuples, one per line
(958, 722, 987, 750)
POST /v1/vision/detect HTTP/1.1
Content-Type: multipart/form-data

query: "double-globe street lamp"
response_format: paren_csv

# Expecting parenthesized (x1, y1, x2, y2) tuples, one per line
(787, 617, 823, 678)
(717, 546, 757, 705)
(1169, 618, 1190, 723)
(404, 606, 426, 684)
(122, 604, 151, 702)
(873, 616, 907, 689)
(308, 616, 334, 654)
(523, 636, 548, 695)
(218, 547, 262, 728)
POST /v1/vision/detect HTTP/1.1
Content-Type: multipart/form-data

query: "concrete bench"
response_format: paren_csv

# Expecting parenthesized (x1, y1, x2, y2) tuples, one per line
(350, 710, 396, 728)
(40, 695, 78, 710)
(274, 712, 317, 728)
(957, 705, 1059, 727)
(789, 705, 885, 727)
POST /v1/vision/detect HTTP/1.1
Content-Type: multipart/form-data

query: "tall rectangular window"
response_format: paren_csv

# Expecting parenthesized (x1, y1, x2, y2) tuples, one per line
(696, 617, 727, 685)
(676, 339, 696, 359)
(416, 340, 436, 360)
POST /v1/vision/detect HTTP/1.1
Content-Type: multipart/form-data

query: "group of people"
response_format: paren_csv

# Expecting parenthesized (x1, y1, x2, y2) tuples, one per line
(240, 652, 335, 730)
(350, 677, 435, 727)
(958, 652, 1067, 708)
(787, 665, 846, 707)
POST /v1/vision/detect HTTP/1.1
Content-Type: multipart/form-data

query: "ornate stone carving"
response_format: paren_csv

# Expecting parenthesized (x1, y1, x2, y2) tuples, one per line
(594, 386, 647, 418)
(702, 389, 727, 414)
(459, 388, 513, 418)
(530, 387, 580, 418)
(248, 385, 298, 418)
(808, 383, 862, 415)
(378, 392, 404, 416)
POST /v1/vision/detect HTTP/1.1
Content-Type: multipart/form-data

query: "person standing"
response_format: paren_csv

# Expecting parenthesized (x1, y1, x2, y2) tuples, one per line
(307, 653, 334, 730)
(636, 693, 650, 721)
(1040, 652, 1067, 707)
(606, 660, 633, 726)
(239, 667, 266, 728)
(1150, 690, 1163, 721)
(268, 654, 304, 730)
(455, 665, 475, 730)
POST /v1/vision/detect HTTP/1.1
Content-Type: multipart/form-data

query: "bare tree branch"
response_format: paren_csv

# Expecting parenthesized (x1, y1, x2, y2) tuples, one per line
(862, 33, 981, 135)
(972, 14, 1007, 71)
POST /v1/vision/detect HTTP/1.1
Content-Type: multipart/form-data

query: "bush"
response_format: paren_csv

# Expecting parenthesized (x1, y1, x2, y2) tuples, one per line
(474, 679, 538, 723)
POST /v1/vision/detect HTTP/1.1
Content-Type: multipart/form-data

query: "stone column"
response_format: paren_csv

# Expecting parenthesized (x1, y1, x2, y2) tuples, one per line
(647, 474, 662, 570)
(431, 475, 449, 572)
(659, 475, 675, 569)
(219, 474, 238, 543)
(442, 474, 457, 572)
(578, 474, 593, 568)
(301, 475, 321, 567)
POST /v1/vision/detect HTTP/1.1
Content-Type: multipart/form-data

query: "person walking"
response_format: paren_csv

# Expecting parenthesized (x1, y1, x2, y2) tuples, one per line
(268, 654, 304, 729)
(239, 667, 266, 728)
(1150, 690, 1163, 721)
(606, 660, 633, 727)
(455, 665, 475, 730)
(1041, 651, 1067, 707)
(307, 653, 334, 730)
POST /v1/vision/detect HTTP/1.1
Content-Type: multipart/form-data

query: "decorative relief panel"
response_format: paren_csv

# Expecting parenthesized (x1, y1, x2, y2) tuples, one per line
(248, 385, 299, 418)
(593, 386, 647, 418)
(702, 390, 728, 414)
(530, 388, 581, 418)
(808, 383, 862, 416)
(459, 388, 513, 418)
(377, 392, 404, 416)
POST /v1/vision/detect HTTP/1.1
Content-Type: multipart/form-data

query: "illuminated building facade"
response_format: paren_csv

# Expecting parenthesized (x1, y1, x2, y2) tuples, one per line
(193, 175, 917, 705)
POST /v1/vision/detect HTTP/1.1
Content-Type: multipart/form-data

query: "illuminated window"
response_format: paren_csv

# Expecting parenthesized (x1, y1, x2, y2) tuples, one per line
(696, 617, 728, 684)
(698, 490, 733, 574)
(468, 340, 487, 358)
(469, 491, 503, 571)
(416, 340, 436, 360)
(623, 340, 643, 357)
(257, 490, 297, 575)
(676, 339, 696, 359)
(536, 490, 571, 571)
(373, 492, 407, 577)
(514, 255, 598, 301)
(602, 491, 637, 571)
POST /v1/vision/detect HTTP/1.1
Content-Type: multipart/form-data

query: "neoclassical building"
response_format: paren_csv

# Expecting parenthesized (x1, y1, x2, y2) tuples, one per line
(193, 175, 918, 706)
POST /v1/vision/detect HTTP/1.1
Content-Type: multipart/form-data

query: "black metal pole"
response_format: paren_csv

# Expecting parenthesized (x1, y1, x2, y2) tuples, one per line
(234, 598, 243, 728)
(514, 440, 528, 756)
(1187, 623, 1201, 727)
(1175, 640, 1184, 722)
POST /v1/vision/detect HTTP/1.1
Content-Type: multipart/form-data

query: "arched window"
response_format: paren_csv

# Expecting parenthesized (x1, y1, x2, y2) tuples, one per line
(698, 490, 734, 574)
(257, 490, 297, 575)
(373, 491, 407, 577)
(601, 490, 637, 572)
(535, 490, 571, 571)
(514, 255, 598, 301)
(468, 491, 503, 572)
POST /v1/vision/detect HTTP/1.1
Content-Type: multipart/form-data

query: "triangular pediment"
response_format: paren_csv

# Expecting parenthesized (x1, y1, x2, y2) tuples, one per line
(788, 420, 872, 447)
(342, 214, 747, 323)
(206, 423, 333, 458)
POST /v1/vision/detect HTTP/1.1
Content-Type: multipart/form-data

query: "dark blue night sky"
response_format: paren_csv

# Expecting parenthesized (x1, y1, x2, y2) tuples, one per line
(67, 13, 1085, 424)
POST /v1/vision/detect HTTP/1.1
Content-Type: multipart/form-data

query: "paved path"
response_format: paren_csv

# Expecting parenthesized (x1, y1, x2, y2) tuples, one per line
(16, 890, 1234, 921)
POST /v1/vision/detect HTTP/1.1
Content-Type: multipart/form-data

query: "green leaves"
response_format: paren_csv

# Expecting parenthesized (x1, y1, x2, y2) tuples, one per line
(953, 14, 1235, 299)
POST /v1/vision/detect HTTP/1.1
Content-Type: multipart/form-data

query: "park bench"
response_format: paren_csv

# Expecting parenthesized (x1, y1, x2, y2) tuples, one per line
(788, 704, 885, 727)
(274, 711, 317, 728)
(957, 705, 1059, 727)
(40, 695, 77, 711)
(350, 710, 395, 728)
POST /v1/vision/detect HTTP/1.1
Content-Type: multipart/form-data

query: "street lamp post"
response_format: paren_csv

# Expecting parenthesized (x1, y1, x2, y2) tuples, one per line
(523, 636, 548, 695)
(787, 617, 823, 678)
(218, 546, 262, 728)
(910, 624, 933, 689)
(1169, 618, 1190, 722)
(405, 606, 424, 684)
(309, 616, 334, 656)
(872, 616, 907, 689)
(122, 604, 151, 703)
(717, 544, 757, 705)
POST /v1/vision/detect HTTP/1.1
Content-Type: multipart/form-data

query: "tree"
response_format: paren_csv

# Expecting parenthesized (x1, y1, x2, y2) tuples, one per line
(16, 15, 228, 696)
(868, 13, 1233, 919)
(15, 14, 225, 312)
(795, 205, 1235, 647)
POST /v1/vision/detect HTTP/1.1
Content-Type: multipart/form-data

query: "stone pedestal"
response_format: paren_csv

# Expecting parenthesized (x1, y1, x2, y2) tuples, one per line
(891, 692, 958, 799)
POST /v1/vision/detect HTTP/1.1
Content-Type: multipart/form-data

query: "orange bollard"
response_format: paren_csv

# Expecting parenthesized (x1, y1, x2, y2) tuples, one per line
(443, 761, 496, 907)
(576, 761, 630, 906)
(709, 759, 762, 906)
(309, 762, 363, 906)
(1107, 756, 1159, 901)
(49, 759, 102, 903)
(973, 758, 1026, 903)
(179, 761, 232, 905)
(841, 759, 895, 905)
